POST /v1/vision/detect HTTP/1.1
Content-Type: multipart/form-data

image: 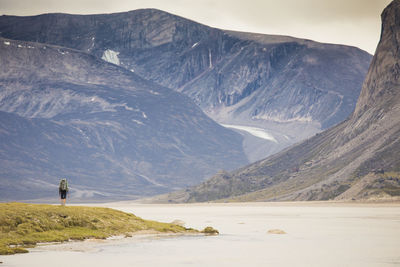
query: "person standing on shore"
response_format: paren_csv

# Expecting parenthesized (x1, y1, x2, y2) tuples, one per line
(59, 178, 69, 206)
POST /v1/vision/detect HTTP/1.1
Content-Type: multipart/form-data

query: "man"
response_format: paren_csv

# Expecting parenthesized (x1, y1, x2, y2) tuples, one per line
(59, 178, 69, 206)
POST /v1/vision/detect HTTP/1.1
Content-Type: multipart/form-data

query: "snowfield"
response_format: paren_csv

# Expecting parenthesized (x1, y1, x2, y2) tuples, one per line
(101, 49, 120, 65)
(221, 124, 278, 143)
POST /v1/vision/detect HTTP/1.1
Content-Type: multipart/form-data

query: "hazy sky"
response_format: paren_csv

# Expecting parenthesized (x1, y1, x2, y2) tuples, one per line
(0, 0, 392, 54)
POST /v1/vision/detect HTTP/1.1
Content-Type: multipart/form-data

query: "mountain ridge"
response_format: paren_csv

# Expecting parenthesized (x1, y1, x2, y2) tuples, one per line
(0, 9, 372, 161)
(0, 36, 248, 201)
(153, 0, 400, 203)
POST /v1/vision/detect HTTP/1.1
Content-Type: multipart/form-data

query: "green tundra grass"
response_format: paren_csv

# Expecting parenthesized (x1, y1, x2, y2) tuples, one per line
(0, 202, 196, 255)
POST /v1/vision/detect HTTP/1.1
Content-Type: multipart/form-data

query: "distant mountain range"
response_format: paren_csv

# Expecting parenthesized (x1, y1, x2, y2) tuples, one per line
(156, 0, 400, 203)
(0, 8, 375, 201)
(0, 10, 371, 161)
(0, 37, 247, 201)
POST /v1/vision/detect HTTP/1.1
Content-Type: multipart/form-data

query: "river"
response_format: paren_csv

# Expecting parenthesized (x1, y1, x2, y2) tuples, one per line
(2, 202, 400, 266)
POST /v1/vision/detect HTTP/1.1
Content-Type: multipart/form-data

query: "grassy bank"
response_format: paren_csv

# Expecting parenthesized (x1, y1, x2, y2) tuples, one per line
(0, 202, 196, 255)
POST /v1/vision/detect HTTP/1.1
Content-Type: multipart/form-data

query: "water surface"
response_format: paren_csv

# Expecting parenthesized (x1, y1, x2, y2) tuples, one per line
(2, 202, 400, 266)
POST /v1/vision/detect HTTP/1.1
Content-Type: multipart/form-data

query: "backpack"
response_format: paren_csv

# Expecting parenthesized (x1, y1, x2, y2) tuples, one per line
(60, 179, 68, 191)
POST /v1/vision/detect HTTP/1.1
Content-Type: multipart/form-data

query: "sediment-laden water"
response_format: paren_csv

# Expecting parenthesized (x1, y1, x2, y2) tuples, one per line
(2, 202, 400, 267)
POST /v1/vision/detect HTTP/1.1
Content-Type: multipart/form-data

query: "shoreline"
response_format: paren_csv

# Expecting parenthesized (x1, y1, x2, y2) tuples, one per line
(0, 203, 198, 255)
(6, 196, 400, 206)
(100, 200, 400, 208)
(26, 230, 202, 254)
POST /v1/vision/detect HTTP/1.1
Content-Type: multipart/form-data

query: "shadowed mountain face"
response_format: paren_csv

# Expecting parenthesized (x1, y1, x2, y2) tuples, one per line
(156, 0, 400, 203)
(0, 38, 247, 201)
(0, 10, 372, 161)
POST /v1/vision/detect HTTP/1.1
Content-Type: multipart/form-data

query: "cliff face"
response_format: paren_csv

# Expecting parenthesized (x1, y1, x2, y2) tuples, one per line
(353, 0, 400, 119)
(0, 38, 247, 201)
(158, 0, 400, 203)
(0, 10, 371, 161)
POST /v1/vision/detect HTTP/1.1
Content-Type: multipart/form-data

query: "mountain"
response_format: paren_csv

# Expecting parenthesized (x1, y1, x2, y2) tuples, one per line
(0, 37, 247, 201)
(0, 10, 372, 161)
(155, 0, 400, 203)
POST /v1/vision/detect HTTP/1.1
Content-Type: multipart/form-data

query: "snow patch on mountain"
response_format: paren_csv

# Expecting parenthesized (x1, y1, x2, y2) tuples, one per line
(101, 49, 120, 65)
(221, 124, 278, 143)
(132, 119, 144, 125)
(149, 90, 160, 95)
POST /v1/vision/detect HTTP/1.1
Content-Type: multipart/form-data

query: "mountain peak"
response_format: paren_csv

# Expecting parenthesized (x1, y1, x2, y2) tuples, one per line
(353, 0, 400, 119)
(381, 0, 400, 30)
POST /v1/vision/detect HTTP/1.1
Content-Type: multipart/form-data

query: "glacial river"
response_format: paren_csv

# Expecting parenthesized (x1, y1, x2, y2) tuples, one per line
(2, 202, 400, 267)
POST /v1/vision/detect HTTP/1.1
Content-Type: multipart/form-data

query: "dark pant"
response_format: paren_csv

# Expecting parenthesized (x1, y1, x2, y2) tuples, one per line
(60, 190, 67, 199)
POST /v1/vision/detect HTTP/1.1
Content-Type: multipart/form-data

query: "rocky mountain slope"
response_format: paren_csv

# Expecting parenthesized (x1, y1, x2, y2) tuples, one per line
(0, 10, 372, 161)
(156, 0, 400, 203)
(0, 38, 247, 201)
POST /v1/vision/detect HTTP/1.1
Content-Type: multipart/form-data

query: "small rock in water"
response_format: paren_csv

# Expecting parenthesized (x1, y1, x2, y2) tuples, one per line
(267, 229, 286, 234)
(171, 220, 186, 226)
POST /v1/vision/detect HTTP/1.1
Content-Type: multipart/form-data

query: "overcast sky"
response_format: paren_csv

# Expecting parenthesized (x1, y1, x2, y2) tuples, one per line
(0, 0, 392, 54)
